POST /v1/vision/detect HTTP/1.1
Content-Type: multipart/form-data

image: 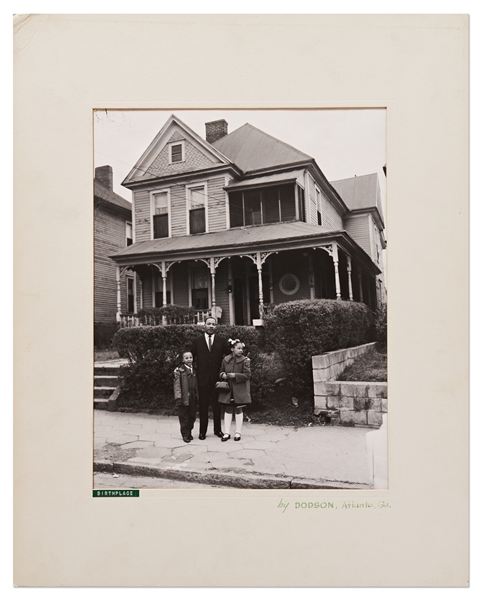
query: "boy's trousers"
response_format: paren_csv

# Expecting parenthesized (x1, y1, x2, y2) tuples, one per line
(178, 398, 197, 438)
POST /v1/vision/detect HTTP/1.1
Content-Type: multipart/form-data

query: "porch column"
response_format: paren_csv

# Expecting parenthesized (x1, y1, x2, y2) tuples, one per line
(358, 265, 364, 302)
(308, 253, 315, 299)
(346, 255, 353, 301)
(228, 260, 235, 325)
(332, 243, 341, 300)
(256, 252, 264, 319)
(115, 265, 122, 322)
(138, 277, 143, 310)
(161, 261, 168, 307)
(209, 257, 216, 309)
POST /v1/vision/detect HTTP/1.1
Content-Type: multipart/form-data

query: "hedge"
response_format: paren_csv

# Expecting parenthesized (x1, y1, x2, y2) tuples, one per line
(112, 299, 374, 411)
(113, 324, 264, 410)
(136, 305, 198, 325)
(263, 299, 375, 399)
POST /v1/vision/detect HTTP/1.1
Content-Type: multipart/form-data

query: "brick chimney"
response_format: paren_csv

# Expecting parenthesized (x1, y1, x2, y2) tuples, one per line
(95, 165, 113, 189)
(205, 119, 228, 144)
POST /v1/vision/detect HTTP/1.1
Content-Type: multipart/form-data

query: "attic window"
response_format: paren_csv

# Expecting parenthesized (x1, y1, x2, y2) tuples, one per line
(169, 142, 184, 164)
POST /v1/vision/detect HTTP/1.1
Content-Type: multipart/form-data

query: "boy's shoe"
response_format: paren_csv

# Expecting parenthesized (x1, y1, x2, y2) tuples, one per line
(182, 437, 191, 443)
(189, 435, 193, 441)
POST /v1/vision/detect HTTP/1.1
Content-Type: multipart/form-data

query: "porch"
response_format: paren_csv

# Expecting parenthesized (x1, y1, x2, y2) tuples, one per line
(112, 222, 381, 327)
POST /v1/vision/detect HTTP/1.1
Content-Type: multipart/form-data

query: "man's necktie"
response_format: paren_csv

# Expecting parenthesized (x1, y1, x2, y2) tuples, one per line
(208, 335, 212, 351)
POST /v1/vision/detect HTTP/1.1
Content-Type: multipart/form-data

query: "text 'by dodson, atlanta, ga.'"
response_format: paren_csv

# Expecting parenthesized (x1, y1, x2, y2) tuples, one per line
(277, 499, 391, 513)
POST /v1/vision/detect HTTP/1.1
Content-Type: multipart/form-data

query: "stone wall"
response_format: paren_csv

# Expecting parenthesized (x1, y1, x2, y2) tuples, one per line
(312, 343, 387, 428)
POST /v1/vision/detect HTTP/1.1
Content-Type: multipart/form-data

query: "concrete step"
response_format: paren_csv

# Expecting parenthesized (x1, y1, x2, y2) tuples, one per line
(94, 386, 117, 399)
(94, 375, 119, 387)
(94, 366, 123, 377)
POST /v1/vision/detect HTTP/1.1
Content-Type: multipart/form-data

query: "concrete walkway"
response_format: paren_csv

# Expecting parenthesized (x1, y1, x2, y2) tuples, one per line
(94, 410, 374, 489)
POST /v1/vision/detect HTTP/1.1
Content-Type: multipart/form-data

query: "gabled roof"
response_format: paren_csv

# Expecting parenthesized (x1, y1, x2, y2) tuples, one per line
(212, 123, 313, 174)
(122, 114, 233, 186)
(330, 173, 384, 225)
(94, 179, 131, 214)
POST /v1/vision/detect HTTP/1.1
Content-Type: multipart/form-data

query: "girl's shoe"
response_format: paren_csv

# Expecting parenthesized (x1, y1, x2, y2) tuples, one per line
(234, 433, 241, 441)
(221, 434, 231, 442)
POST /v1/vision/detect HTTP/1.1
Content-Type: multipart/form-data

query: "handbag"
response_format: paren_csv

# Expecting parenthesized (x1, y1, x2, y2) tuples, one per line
(215, 381, 230, 390)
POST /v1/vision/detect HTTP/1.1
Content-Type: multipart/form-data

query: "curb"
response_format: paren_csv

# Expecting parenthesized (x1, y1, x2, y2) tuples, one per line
(94, 460, 372, 490)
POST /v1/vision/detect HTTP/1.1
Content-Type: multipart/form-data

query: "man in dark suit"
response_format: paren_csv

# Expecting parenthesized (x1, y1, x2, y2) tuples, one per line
(191, 317, 230, 440)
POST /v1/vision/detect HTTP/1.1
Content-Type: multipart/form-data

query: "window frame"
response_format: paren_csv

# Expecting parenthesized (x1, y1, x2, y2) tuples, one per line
(126, 275, 136, 313)
(168, 141, 185, 164)
(228, 183, 298, 229)
(186, 182, 209, 234)
(150, 188, 171, 239)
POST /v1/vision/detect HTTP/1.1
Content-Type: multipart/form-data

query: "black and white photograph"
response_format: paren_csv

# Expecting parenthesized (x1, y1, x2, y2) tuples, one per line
(93, 108, 388, 491)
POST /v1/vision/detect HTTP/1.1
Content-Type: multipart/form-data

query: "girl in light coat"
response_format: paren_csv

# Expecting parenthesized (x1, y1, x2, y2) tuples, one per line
(218, 339, 251, 442)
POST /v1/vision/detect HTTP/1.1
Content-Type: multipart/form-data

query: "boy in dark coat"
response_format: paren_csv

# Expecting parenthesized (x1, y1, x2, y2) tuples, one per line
(173, 351, 198, 443)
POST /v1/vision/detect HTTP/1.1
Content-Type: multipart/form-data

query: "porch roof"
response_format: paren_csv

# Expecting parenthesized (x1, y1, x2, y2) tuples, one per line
(224, 169, 305, 190)
(111, 221, 381, 275)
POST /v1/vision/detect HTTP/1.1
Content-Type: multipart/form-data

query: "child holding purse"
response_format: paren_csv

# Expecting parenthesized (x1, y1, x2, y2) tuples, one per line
(217, 338, 251, 442)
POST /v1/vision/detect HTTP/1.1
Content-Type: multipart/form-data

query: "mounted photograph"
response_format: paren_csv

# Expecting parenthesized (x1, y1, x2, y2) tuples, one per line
(93, 109, 387, 490)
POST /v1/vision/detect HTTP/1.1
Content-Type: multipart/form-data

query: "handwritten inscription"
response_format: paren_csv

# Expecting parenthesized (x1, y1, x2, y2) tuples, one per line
(277, 498, 391, 512)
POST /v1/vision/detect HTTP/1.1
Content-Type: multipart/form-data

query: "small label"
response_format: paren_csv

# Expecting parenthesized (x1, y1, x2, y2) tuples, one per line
(93, 490, 139, 497)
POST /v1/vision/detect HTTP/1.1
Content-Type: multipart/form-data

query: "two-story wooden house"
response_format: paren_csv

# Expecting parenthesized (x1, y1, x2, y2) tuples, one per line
(111, 115, 385, 325)
(94, 165, 137, 341)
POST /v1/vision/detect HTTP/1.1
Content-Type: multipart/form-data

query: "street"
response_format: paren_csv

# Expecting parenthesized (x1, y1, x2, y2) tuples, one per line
(94, 471, 225, 489)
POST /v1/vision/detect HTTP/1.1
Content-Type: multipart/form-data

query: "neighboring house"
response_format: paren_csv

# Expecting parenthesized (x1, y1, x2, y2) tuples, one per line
(94, 165, 137, 338)
(330, 173, 387, 304)
(111, 115, 385, 326)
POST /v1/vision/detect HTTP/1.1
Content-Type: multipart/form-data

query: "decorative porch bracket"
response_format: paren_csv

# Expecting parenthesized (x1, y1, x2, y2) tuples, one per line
(316, 243, 341, 300)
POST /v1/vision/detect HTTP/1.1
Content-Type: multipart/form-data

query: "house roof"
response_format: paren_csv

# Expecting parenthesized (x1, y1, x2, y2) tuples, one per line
(113, 222, 333, 259)
(94, 179, 132, 213)
(212, 123, 313, 174)
(111, 221, 381, 275)
(225, 169, 305, 190)
(330, 173, 384, 223)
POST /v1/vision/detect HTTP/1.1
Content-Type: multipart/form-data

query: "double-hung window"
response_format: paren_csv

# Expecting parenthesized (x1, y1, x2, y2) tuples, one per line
(187, 184, 207, 234)
(152, 191, 169, 239)
(126, 222, 133, 246)
(169, 141, 185, 164)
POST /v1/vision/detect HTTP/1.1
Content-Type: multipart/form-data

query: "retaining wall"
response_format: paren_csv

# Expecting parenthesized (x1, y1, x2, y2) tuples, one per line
(312, 343, 387, 428)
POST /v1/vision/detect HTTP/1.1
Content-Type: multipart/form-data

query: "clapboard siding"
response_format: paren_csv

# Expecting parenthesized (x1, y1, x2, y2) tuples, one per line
(133, 189, 151, 242)
(321, 191, 343, 229)
(94, 206, 132, 322)
(344, 213, 371, 255)
(208, 176, 228, 232)
(170, 183, 188, 237)
(306, 173, 316, 225)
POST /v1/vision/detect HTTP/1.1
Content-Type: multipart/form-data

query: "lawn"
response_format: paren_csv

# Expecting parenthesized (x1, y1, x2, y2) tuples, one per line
(94, 348, 120, 362)
(337, 349, 387, 382)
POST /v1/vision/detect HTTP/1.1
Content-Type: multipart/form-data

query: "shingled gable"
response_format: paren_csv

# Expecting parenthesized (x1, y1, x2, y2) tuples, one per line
(122, 114, 234, 186)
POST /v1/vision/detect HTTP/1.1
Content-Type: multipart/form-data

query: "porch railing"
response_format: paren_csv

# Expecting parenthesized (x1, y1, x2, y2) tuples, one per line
(119, 310, 212, 328)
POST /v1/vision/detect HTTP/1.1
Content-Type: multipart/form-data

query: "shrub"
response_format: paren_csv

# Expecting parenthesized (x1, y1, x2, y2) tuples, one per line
(264, 299, 374, 400)
(94, 322, 120, 349)
(113, 324, 264, 410)
(375, 303, 387, 351)
(249, 351, 285, 408)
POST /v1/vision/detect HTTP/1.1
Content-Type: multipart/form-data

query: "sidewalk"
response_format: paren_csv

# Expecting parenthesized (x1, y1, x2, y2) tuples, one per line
(94, 410, 375, 489)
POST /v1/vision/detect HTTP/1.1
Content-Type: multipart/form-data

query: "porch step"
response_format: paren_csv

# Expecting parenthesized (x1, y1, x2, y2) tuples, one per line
(94, 361, 126, 409)
(94, 386, 117, 399)
(94, 375, 119, 387)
